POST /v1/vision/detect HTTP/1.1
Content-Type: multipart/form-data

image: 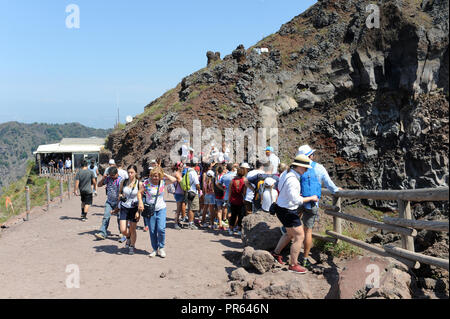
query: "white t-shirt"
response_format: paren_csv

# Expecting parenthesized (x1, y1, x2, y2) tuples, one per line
(244, 169, 264, 202)
(120, 179, 140, 209)
(181, 145, 188, 157)
(188, 168, 200, 194)
(65, 160, 72, 168)
(268, 153, 280, 174)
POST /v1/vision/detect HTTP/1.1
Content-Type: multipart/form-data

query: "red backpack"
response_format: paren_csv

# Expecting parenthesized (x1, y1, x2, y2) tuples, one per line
(229, 177, 245, 206)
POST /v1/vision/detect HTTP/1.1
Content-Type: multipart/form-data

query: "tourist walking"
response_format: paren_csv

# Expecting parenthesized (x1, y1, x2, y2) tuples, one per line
(228, 168, 247, 235)
(271, 154, 319, 274)
(296, 144, 341, 269)
(74, 160, 96, 221)
(265, 146, 280, 174)
(201, 170, 216, 228)
(118, 165, 143, 255)
(88, 160, 99, 196)
(172, 161, 186, 230)
(95, 167, 124, 241)
(181, 160, 201, 230)
(140, 166, 177, 258)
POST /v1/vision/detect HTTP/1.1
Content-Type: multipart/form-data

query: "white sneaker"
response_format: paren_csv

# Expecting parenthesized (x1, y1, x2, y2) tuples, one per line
(158, 248, 166, 258)
(149, 250, 157, 258)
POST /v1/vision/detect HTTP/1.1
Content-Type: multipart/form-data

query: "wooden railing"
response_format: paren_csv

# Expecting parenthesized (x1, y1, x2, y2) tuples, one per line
(320, 187, 449, 270)
(39, 167, 79, 181)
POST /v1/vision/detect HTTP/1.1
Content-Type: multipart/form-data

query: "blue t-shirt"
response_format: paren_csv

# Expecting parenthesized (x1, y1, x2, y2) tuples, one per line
(220, 171, 237, 201)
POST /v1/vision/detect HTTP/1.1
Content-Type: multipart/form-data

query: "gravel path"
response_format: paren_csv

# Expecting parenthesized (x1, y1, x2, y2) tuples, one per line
(0, 191, 244, 299)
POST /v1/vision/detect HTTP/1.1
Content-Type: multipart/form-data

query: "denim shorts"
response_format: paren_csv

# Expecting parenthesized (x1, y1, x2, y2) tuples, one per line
(204, 194, 215, 205)
(119, 206, 139, 222)
(215, 199, 225, 207)
(174, 193, 185, 203)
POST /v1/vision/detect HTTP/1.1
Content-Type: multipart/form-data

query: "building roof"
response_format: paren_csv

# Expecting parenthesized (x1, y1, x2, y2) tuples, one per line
(33, 137, 106, 154)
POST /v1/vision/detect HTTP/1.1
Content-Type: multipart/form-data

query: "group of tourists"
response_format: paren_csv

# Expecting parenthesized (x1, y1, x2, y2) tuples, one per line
(42, 157, 73, 174)
(73, 143, 340, 274)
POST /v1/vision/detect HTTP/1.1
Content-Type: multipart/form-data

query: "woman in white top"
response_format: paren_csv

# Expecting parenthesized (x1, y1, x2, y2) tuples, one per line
(271, 154, 319, 274)
(139, 166, 177, 258)
(118, 165, 143, 255)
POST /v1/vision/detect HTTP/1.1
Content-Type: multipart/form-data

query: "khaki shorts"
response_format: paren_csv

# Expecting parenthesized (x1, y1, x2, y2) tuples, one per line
(187, 194, 200, 212)
(299, 205, 319, 229)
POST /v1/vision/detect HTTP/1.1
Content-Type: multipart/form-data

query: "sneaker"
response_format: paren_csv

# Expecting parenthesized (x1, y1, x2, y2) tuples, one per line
(236, 231, 242, 236)
(95, 232, 106, 240)
(143, 226, 149, 232)
(125, 238, 131, 248)
(94, 191, 98, 197)
(302, 258, 313, 270)
(228, 229, 234, 235)
(188, 223, 198, 230)
(128, 246, 134, 255)
(158, 248, 166, 258)
(149, 250, 157, 258)
(201, 222, 209, 228)
(174, 223, 182, 230)
(118, 236, 127, 243)
(81, 214, 87, 222)
(288, 264, 308, 274)
(271, 251, 286, 265)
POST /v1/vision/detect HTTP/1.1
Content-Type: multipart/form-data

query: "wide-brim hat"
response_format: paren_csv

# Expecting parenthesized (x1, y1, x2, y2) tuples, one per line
(291, 154, 312, 169)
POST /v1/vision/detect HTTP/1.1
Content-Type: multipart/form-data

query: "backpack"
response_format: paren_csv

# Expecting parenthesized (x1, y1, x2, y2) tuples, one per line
(180, 169, 191, 192)
(229, 178, 245, 206)
(300, 162, 322, 199)
(214, 174, 225, 198)
(253, 179, 266, 210)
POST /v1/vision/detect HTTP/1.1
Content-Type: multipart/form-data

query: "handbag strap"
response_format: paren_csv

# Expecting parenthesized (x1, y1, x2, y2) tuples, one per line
(153, 180, 161, 206)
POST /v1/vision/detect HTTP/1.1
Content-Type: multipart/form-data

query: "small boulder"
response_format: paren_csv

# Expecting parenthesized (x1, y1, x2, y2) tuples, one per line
(230, 268, 250, 282)
(251, 250, 276, 274)
(241, 211, 283, 251)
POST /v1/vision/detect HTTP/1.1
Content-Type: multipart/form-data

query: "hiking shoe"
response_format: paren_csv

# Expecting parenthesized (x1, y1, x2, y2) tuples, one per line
(271, 251, 285, 265)
(187, 224, 198, 230)
(95, 233, 106, 240)
(143, 226, 149, 232)
(149, 250, 157, 258)
(158, 248, 166, 258)
(302, 258, 313, 270)
(288, 264, 308, 274)
(128, 246, 135, 255)
(174, 223, 182, 230)
(118, 236, 127, 243)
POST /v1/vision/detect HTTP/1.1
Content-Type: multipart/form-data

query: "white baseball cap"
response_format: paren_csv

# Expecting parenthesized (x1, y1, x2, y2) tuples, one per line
(264, 177, 276, 187)
(240, 163, 250, 169)
(206, 170, 215, 177)
(297, 145, 316, 157)
(109, 159, 115, 165)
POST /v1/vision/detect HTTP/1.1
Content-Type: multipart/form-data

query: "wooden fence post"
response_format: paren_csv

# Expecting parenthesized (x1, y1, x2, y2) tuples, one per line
(68, 177, 71, 200)
(25, 186, 30, 221)
(46, 181, 51, 211)
(398, 200, 415, 252)
(60, 178, 64, 203)
(332, 196, 342, 235)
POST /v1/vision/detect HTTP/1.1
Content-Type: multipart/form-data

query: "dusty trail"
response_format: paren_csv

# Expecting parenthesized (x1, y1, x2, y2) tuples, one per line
(0, 191, 244, 299)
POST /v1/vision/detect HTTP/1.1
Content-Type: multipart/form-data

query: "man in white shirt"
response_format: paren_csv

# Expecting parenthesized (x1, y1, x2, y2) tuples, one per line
(116, 160, 129, 181)
(296, 144, 341, 269)
(185, 160, 201, 230)
(243, 161, 264, 215)
(271, 154, 319, 274)
(65, 157, 72, 173)
(265, 146, 280, 174)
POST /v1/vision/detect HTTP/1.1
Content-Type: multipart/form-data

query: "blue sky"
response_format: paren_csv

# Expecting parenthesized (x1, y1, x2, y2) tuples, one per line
(0, 0, 316, 129)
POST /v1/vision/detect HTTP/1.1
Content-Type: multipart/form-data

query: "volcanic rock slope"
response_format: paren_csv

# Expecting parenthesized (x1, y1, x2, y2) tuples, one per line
(107, 0, 449, 195)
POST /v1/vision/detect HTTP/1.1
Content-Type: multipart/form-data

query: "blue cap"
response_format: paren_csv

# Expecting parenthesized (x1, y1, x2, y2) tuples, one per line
(265, 146, 274, 152)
